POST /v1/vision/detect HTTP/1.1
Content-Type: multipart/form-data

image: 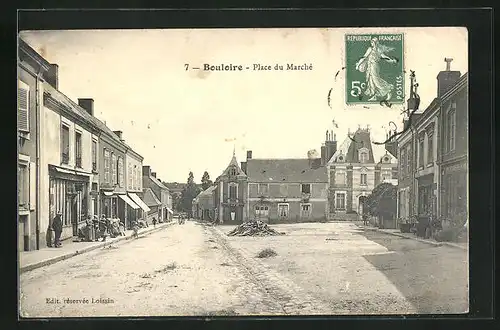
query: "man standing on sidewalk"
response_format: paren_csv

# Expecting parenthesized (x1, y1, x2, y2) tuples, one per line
(52, 212, 63, 248)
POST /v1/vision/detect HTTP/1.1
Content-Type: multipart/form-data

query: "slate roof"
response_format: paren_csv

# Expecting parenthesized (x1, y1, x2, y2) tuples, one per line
(219, 153, 247, 178)
(43, 82, 140, 154)
(328, 135, 352, 164)
(143, 188, 161, 206)
(149, 176, 170, 190)
(246, 158, 327, 183)
(345, 129, 375, 163)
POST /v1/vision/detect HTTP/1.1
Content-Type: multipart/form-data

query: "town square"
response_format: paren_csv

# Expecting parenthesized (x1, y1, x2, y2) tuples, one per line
(18, 27, 468, 317)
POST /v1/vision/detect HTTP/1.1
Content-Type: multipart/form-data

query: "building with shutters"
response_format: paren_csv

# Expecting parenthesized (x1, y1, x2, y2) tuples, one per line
(18, 38, 52, 251)
(18, 38, 151, 248)
(396, 59, 468, 229)
(437, 72, 468, 227)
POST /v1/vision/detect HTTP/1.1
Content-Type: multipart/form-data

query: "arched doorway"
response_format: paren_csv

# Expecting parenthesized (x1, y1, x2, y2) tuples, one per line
(358, 195, 368, 215)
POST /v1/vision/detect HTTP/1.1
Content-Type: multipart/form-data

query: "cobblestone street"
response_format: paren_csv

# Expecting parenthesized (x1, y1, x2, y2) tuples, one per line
(20, 221, 468, 317)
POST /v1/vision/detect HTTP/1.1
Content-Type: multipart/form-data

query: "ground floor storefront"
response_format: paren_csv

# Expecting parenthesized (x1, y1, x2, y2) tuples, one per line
(100, 191, 151, 229)
(440, 158, 467, 227)
(48, 166, 91, 242)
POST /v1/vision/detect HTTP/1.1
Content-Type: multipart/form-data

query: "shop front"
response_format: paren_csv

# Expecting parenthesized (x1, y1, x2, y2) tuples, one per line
(417, 174, 436, 217)
(48, 165, 91, 241)
(128, 192, 151, 225)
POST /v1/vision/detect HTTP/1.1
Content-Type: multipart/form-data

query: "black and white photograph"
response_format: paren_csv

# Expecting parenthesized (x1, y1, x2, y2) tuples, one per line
(17, 26, 469, 317)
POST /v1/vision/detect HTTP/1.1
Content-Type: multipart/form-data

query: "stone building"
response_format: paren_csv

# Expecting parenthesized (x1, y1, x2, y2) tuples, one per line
(327, 127, 398, 223)
(214, 151, 248, 224)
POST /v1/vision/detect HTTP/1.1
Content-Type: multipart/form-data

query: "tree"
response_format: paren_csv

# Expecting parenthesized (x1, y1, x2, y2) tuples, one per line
(172, 192, 182, 212)
(201, 171, 213, 191)
(365, 182, 397, 219)
(180, 171, 202, 216)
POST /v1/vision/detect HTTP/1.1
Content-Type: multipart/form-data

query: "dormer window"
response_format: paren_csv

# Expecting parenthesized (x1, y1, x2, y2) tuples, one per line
(359, 151, 368, 163)
(337, 155, 344, 162)
(229, 167, 237, 176)
(383, 155, 390, 163)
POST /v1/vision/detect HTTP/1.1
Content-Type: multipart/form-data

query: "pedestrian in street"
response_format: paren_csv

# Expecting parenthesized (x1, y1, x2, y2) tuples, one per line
(52, 212, 63, 248)
(100, 214, 108, 242)
(362, 213, 368, 226)
(152, 217, 157, 228)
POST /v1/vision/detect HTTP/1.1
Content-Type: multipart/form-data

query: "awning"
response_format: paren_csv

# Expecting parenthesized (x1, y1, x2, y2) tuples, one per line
(166, 207, 174, 214)
(51, 166, 92, 177)
(128, 193, 151, 212)
(119, 194, 140, 209)
(103, 191, 114, 196)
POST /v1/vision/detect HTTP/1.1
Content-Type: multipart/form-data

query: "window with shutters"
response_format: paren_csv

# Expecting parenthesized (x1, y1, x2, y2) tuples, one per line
(128, 164, 133, 189)
(406, 146, 411, 175)
(118, 157, 124, 187)
(18, 80, 30, 134)
(18, 162, 29, 211)
(448, 108, 456, 152)
(104, 149, 111, 183)
(427, 133, 434, 164)
(112, 154, 117, 185)
(61, 125, 70, 164)
(418, 138, 424, 168)
(75, 132, 82, 168)
(92, 140, 97, 172)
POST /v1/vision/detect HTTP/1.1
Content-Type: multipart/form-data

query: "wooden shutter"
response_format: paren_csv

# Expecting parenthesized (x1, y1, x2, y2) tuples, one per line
(18, 81, 29, 132)
(29, 162, 36, 210)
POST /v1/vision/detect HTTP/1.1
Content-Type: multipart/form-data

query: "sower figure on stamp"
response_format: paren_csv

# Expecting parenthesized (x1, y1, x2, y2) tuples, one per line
(52, 212, 63, 248)
(355, 37, 398, 102)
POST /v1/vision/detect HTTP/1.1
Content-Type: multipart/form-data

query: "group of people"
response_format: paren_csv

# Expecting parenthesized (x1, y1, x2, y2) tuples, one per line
(48, 213, 128, 247)
(47, 213, 166, 247)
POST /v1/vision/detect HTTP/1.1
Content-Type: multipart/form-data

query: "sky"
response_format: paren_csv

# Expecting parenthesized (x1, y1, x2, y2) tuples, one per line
(20, 27, 468, 183)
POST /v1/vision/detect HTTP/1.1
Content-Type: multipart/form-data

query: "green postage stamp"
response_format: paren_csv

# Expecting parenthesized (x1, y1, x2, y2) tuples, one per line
(345, 33, 404, 105)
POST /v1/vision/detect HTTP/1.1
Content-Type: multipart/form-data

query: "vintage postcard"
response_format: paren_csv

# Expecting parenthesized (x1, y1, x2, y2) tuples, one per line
(18, 27, 468, 318)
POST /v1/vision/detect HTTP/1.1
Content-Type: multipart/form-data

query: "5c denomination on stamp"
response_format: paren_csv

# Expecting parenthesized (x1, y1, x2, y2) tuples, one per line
(345, 33, 404, 105)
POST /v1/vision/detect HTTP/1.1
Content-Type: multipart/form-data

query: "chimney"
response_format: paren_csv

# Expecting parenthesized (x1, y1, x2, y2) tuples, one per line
(241, 161, 247, 174)
(325, 140, 337, 164)
(142, 165, 151, 177)
(113, 130, 123, 140)
(247, 150, 252, 160)
(320, 144, 327, 165)
(437, 58, 461, 98)
(151, 172, 157, 178)
(78, 98, 94, 116)
(45, 63, 59, 89)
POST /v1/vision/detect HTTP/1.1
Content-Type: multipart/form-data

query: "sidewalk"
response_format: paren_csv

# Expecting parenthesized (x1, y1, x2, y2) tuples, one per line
(19, 221, 175, 274)
(355, 223, 468, 251)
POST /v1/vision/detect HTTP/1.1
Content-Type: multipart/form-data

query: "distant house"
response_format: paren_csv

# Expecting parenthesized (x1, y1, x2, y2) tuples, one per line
(142, 187, 162, 222)
(142, 166, 173, 222)
(193, 186, 216, 220)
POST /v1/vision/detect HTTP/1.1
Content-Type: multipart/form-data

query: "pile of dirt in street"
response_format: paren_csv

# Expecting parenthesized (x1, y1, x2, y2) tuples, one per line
(227, 221, 285, 237)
